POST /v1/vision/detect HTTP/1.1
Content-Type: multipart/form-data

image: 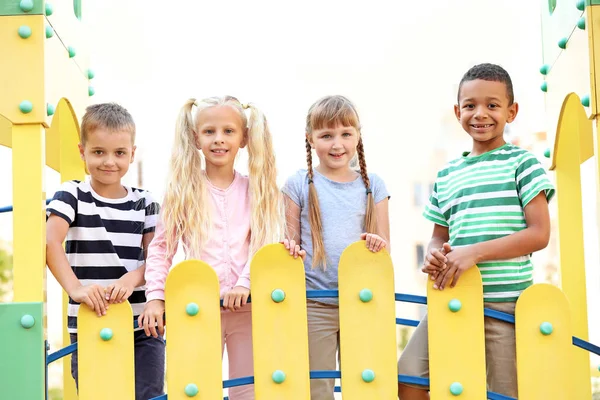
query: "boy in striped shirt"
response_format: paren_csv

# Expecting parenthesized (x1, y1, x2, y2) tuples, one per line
(397, 63, 555, 399)
(46, 103, 164, 399)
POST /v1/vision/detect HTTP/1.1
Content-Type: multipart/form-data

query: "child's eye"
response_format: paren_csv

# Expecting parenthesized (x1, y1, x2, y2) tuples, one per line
(204, 129, 214, 134)
(94, 150, 103, 155)
(464, 104, 474, 109)
(342, 132, 352, 137)
(225, 129, 234, 134)
(488, 104, 498, 108)
(116, 151, 126, 156)
(322, 134, 331, 139)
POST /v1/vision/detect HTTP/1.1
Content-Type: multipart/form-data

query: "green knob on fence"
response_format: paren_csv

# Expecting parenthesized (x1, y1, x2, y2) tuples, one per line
(578, 17, 586, 30)
(68, 46, 76, 58)
(184, 383, 198, 397)
(45, 2, 53, 16)
(450, 382, 463, 396)
(362, 369, 375, 382)
(19, 100, 33, 114)
(448, 299, 462, 312)
(19, 0, 34, 12)
(539, 64, 550, 75)
(99, 328, 113, 341)
(47, 103, 55, 116)
(577, 0, 586, 11)
(88, 86, 95, 96)
(186, 302, 199, 316)
(87, 69, 95, 79)
(21, 314, 35, 329)
(45, 25, 54, 38)
(359, 288, 373, 303)
(272, 370, 286, 384)
(558, 37, 568, 49)
(271, 289, 285, 303)
(544, 148, 551, 158)
(541, 81, 548, 92)
(540, 322, 553, 335)
(18, 25, 32, 39)
(582, 95, 590, 107)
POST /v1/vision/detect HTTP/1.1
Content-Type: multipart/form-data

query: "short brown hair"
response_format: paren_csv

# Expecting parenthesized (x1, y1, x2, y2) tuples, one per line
(80, 103, 136, 144)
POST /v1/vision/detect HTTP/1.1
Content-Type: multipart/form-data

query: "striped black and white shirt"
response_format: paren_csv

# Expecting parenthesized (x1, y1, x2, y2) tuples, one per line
(47, 180, 160, 333)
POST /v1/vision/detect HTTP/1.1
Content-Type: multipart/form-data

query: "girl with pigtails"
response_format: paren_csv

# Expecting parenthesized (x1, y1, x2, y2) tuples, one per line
(139, 96, 283, 400)
(282, 95, 391, 400)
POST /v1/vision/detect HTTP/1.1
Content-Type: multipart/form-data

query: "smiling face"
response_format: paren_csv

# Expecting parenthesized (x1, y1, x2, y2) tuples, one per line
(454, 79, 519, 155)
(307, 123, 360, 174)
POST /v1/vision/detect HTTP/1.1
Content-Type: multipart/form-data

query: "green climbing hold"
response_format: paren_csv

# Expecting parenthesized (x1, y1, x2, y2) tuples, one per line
(578, 17, 586, 30)
(361, 369, 375, 383)
(448, 299, 462, 312)
(576, 0, 586, 11)
(68, 46, 76, 58)
(20, 314, 35, 329)
(87, 69, 95, 79)
(540, 322, 553, 335)
(19, 100, 33, 114)
(88, 86, 95, 96)
(45, 2, 53, 16)
(184, 383, 198, 397)
(541, 81, 548, 93)
(539, 64, 550, 75)
(271, 289, 285, 303)
(544, 148, 551, 158)
(99, 328, 113, 341)
(45, 25, 54, 39)
(19, 0, 34, 12)
(359, 288, 373, 303)
(558, 37, 568, 49)
(47, 103, 55, 116)
(272, 370, 286, 384)
(450, 382, 463, 396)
(18, 25, 32, 39)
(582, 95, 590, 107)
(186, 302, 199, 316)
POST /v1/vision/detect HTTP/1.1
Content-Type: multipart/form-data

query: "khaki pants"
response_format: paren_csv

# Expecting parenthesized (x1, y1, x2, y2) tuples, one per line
(397, 302, 518, 397)
(307, 300, 340, 400)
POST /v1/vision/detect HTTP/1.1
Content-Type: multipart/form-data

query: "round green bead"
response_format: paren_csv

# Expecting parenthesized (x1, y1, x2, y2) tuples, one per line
(88, 86, 95, 96)
(272, 370, 286, 384)
(186, 302, 199, 316)
(539, 64, 550, 75)
(578, 17, 586, 30)
(18, 25, 32, 39)
(448, 299, 462, 312)
(184, 383, 198, 397)
(47, 103, 55, 116)
(19, 100, 33, 114)
(544, 148, 551, 158)
(558, 37, 568, 50)
(20, 314, 35, 329)
(45, 25, 54, 38)
(582, 95, 590, 107)
(577, 0, 586, 11)
(359, 288, 373, 303)
(541, 81, 548, 92)
(271, 289, 285, 303)
(449, 382, 463, 396)
(19, 0, 34, 12)
(540, 322, 553, 336)
(99, 328, 113, 341)
(68, 46, 76, 58)
(361, 369, 375, 383)
(45, 2, 53, 16)
(87, 69, 95, 79)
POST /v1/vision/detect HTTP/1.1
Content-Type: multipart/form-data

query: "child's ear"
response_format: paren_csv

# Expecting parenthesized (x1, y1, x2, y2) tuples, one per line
(240, 127, 248, 149)
(507, 102, 519, 123)
(192, 130, 201, 149)
(78, 143, 85, 160)
(453, 104, 461, 121)
(305, 133, 314, 148)
(130, 145, 137, 163)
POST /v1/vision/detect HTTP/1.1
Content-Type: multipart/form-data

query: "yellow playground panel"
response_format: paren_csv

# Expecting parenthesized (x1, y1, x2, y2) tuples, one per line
(1, 0, 600, 399)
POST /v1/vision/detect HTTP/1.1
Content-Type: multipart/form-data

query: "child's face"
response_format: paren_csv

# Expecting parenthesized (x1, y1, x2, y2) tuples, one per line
(307, 123, 359, 172)
(79, 128, 136, 188)
(194, 105, 247, 169)
(454, 79, 518, 148)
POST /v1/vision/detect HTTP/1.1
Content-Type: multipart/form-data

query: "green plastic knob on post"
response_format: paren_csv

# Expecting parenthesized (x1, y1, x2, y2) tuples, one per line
(578, 17, 586, 30)
(99, 328, 113, 341)
(45, 25, 54, 38)
(19, 0, 34, 12)
(448, 299, 462, 312)
(577, 0, 586, 11)
(540, 322, 553, 335)
(582, 95, 590, 107)
(184, 383, 198, 397)
(47, 103, 55, 116)
(20, 314, 35, 329)
(186, 302, 199, 316)
(449, 382, 463, 396)
(271, 289, 285, 303)
(68, 46, 76, 58)
(539, 64, 550, 75)
(361, 369, 375, 383)
(88, 86, 95, 96)
(272, 370, 286, 384)
(19, 100, 33, 114)
(558, 37, 568, 49)
(541, 82, 548, 92)
(45, 2, 53, 15)
(359, 288, 373, 303)
(18, 25, 32, 39)
(544, 148, 551, 158)
(87, 69, 95, 79)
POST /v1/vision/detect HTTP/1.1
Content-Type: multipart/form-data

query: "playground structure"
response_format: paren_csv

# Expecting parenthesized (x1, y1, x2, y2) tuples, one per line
(1, 0, 600, 399)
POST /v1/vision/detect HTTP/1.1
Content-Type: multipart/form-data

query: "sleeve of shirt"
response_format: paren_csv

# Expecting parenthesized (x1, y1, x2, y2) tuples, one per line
(281, 171, 304, 208)
(143, 191, 160, 234)
(46, 181, 78, 225)
(423, 179, 449, 227)
(369, 173, 390, 204)
(144, 217, 176, 302)
(236, 259, 251, 289)
(516, 153, 556, 207)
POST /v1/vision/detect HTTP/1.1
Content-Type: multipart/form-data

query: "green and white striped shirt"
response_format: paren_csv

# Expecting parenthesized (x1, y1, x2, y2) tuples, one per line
(424, 144, 555, 302)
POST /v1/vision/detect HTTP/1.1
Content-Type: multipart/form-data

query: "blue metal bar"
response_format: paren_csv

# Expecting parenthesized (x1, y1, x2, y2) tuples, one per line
(396, 317, 419, 327)
(47, 342, 77, 364)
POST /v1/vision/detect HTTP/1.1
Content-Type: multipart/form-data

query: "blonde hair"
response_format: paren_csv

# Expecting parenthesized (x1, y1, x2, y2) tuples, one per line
(305, 95, 377, 268)
(80, 103, 135, 144)
(162, 96, 282, 259)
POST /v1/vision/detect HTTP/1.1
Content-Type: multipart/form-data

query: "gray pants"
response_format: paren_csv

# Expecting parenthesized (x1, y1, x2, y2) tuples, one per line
(70, 330, 165, 400)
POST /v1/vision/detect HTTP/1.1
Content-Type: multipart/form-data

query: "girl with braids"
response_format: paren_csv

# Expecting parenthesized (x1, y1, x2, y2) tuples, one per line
(282, 95, 390, 399)
(139, 96, 282, 400)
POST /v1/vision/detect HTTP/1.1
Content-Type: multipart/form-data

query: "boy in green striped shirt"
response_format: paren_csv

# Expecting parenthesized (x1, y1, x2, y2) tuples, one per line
(397, 63, 555, 399)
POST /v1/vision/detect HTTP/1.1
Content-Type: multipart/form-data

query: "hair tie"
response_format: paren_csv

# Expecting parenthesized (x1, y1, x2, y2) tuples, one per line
(308, 178, 314, 184)
(242, 103, 250, 110)
(366, 188, 372, 195)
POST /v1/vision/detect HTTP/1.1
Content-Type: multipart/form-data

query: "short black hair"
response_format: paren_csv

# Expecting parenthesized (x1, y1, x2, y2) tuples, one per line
(457, 63, 514, 105)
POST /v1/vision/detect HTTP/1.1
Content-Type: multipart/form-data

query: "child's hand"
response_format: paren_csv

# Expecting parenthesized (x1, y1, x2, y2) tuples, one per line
(281, 239, 307, 260)
(360, 233, 387, 252)
(138, 299, 165, 338)
(105, 275, 136, 304)
(223, 286, 250, 312)
(69, 284, 109, 317)
(433, 245, 478, 290)
(422, 243, 451, 279)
